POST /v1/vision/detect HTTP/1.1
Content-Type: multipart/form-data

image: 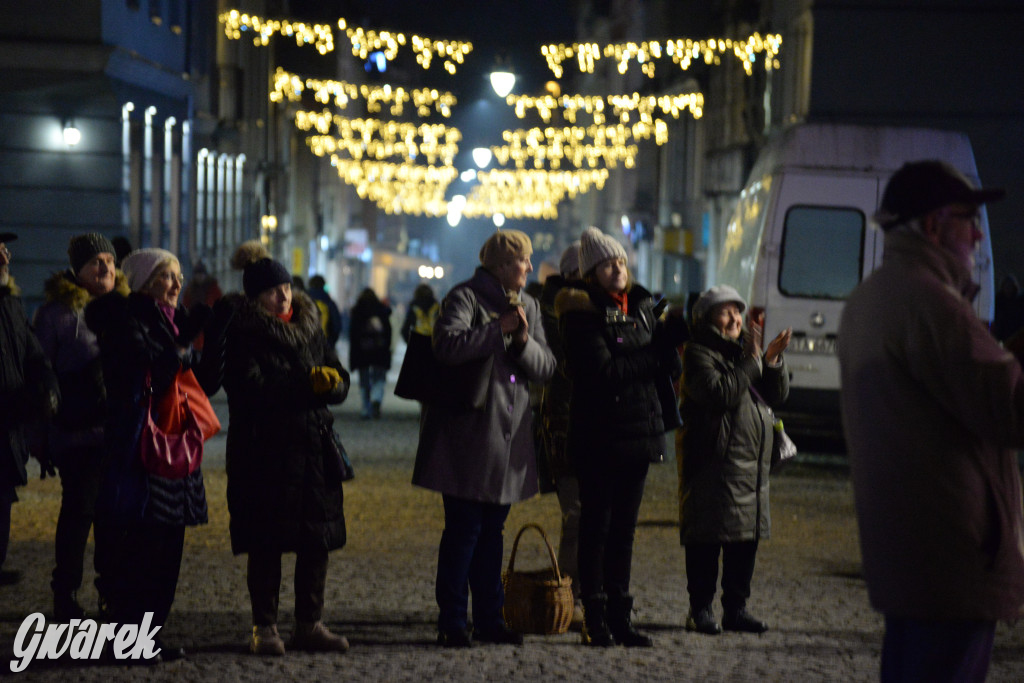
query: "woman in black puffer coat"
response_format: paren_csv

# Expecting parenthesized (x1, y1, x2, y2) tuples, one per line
(556, 227, 683, 648)
(677, 284, 790, 637)
(200, 241, 350, 657)
(85, 247, 212, 659)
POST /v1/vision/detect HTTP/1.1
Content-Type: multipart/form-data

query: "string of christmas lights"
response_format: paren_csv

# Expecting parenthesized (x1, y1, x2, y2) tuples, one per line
(541, 33, 782, 78)
(506, 91, 704, 124)
(297, 112, 462, 165)
(219, 10, 473, 72)
(270, 68, 457, 118)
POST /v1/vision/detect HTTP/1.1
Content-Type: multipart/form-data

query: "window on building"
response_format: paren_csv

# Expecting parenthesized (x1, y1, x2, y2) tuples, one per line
(779, 206, 864, 299)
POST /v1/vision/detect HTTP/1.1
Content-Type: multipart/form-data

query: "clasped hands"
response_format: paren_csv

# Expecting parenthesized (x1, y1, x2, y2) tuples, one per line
(499, 306, 529, 347)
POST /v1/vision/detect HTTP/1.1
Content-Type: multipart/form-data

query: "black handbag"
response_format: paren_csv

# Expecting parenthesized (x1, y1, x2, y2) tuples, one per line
(394, 332, 493, 411)
(321, 424, 354, 485)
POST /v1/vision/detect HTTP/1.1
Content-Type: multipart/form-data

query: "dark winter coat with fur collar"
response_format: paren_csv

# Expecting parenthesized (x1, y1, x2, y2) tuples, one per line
(211, 291, 350, 555)
(34, 270, 129, 457)
(556, 283, 680, 468)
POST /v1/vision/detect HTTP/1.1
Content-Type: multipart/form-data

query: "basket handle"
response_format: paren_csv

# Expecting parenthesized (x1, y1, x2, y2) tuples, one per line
(505, 523, 564, 582)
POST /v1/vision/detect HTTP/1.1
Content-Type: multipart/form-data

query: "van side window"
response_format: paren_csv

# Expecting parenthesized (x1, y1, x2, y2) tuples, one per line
(779, 206, 865, 299)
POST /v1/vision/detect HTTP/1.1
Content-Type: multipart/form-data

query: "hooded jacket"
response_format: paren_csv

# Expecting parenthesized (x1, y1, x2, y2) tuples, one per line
(210, 291, 350, 555)
(839, 228, 1024, 621)
(556, 282, 681, 469)
(677, 319, 789, 544)
(412, 267, 556, 504)
(33, 270, 130, 455)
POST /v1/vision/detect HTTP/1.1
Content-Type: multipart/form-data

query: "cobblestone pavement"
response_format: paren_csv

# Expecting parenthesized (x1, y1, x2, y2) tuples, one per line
(2, 389, 1023, 681)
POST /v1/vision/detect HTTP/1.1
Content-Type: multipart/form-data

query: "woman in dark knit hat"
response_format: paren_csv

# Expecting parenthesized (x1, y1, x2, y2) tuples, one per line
(199, 240, 351, 656)
(556, 227, 684, 647)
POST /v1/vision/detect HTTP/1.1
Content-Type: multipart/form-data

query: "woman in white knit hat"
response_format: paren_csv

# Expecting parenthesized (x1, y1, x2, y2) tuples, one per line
(85, 246, 215, 661)
(555, 227, 685, 647)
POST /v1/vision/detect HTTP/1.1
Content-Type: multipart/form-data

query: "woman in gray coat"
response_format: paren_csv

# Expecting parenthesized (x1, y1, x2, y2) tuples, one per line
(413, 230, 556, 648)
(677, 285, 790, 635)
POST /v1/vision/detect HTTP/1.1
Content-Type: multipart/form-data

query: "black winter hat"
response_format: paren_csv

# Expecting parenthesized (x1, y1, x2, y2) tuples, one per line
(243, 257, 292, 298)
(68, 233, 116, 275)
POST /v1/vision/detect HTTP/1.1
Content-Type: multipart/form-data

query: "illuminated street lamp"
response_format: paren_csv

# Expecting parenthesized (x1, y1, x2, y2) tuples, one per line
(489, 70, 515, 97)
(62, 120, 81, 147)
(472, 147, 492, 169)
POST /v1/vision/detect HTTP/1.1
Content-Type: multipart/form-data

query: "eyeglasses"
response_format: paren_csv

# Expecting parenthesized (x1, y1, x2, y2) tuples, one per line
(155, 271, 185, 286)
(947, 209, 981, 226)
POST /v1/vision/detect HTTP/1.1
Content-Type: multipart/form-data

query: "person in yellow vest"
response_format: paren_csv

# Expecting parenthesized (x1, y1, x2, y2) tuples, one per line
(307, 275, 342, 349)
(401, 284, 439, 342)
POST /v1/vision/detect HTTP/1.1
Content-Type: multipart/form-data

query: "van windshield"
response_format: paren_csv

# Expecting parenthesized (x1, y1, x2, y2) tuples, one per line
(719, 174, 773, 302)
(779, 206, 865, 299)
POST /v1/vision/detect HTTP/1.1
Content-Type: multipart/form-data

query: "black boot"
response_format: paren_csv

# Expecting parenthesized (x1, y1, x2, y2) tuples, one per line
(53, 590, 85, 621)
(607, 595, 653, 647)
(581, 596, 614, 647)
(722, 607, 769, 633)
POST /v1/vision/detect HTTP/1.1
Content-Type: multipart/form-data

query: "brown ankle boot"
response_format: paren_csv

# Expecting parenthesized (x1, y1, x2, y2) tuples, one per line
(290, 621, 350, 653)
(250, 625, 286, 656)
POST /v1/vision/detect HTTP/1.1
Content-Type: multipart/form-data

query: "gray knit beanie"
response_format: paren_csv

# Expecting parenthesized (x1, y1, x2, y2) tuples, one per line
(692, 284, 746, 322)
(68, 233, 116, 276)
(578, 227, 627, 276)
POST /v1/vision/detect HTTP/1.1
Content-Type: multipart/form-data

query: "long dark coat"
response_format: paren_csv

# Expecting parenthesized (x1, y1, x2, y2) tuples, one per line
(677, 322, 789, 545)
(0, 280, 58, 489)
(212, 291, 349, 555)
(349, 297, 393, 371)
(85, 290, 210, 526)
(556, 282, 680, 470)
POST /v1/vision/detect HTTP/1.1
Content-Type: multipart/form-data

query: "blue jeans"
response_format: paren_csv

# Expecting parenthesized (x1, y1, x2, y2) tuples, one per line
(882, 616, 996, 682)
(435, 495, 510, 633)
(358, 366, 387, 416)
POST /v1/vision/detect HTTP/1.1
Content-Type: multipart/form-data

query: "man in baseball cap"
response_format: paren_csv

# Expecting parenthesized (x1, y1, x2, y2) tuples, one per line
(840, 159, 1016, 680)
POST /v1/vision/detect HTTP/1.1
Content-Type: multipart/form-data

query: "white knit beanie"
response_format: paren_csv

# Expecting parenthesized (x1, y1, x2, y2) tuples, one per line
(578, 226, 627, 276)
(122, 248, 178, 292)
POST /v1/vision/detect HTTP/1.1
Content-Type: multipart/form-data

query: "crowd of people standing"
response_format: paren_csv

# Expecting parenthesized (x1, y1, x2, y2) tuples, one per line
(0, 157, 1021, 680)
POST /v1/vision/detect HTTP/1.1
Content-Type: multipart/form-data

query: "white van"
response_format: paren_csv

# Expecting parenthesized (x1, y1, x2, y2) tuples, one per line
(717, 123, 995, 440)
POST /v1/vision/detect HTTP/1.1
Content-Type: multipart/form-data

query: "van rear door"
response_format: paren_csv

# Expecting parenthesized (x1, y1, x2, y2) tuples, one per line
(760, 172, 880, 435)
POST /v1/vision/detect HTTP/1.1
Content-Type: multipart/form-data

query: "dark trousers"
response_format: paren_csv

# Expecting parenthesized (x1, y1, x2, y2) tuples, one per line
(0, 484, 15, 569)
(576, 458, 649, 600)
(684, 540, 759, 614)
(108, 521, 185, 628)
(248, 547, 329, 626)
(52, 445, 109, 597)
(435, 495, 510, 633)
(881, 616, 996, 683)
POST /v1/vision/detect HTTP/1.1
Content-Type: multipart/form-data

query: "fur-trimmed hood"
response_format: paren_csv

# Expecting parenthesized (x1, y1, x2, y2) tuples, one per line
(44, 269, 130, 313)
(554, 282, 654, 318)
(223, 289, 323, 354)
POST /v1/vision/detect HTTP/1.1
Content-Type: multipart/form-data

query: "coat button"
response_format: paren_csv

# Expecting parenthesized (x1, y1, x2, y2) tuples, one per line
(505, 433, 511, 441)
(509, 374, 517, 383)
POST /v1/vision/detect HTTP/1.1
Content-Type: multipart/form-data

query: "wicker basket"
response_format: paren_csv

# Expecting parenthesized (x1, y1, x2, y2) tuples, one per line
(502, 523, 574, 635)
